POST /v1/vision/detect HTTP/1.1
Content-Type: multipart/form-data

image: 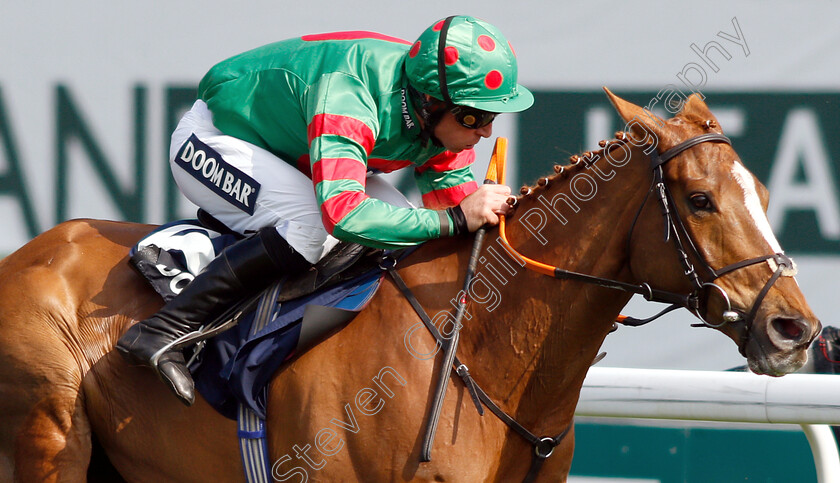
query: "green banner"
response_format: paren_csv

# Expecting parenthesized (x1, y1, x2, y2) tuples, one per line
(518, 91, 840, 255)
(571, 422, 816, 482)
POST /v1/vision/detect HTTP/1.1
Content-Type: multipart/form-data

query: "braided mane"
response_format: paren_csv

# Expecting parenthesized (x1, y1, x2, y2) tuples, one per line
(512, 131, 638, 204)
(511, 116, 720, 204)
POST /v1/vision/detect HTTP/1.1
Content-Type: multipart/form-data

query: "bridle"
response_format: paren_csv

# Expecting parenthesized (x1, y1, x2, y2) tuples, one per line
(499, 132, 797, 351)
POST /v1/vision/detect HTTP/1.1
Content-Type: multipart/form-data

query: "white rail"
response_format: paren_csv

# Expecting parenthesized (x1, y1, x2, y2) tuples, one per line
(576, 368, 840, 483)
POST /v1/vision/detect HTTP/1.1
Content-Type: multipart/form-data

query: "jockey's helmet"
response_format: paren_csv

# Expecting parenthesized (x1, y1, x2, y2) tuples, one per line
(405, 16, 534, 115)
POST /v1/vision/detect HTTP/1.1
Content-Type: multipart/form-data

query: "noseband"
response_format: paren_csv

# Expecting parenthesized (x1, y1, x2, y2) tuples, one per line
(500, 132, 797, 348)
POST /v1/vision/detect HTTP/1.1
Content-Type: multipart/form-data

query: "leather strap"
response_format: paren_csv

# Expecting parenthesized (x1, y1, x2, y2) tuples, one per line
(388, 267, 572, 481)
(388, 267, 484, 416)
(436, 16, 457, 106)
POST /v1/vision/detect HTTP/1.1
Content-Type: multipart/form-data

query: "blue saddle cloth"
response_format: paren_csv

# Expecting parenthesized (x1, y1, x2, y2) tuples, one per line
(191, 272, 382, 420)
(130, 221, 383, 420)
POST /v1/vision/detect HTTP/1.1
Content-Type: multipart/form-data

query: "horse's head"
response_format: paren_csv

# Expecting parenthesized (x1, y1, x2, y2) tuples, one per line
(605, 88, 821, 376)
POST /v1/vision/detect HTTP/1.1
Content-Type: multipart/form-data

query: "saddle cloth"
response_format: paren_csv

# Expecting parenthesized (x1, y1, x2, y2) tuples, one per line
(129, 220, 385, 419)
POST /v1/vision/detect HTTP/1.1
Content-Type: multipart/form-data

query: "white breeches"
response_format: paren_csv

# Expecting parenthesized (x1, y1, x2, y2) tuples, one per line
(169, 100, 412, 263)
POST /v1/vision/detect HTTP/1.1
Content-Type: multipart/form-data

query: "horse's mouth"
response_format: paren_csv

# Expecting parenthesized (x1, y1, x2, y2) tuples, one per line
(747, 354, 804, 377)
(733, 312, 819, 376)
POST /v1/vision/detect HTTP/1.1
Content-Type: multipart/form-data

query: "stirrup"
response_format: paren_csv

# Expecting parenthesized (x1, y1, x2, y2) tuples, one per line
(147, 279, 276, 370)
(148, 310, 245, 370)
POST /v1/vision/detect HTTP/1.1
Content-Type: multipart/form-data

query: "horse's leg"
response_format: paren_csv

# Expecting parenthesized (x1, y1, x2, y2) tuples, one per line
(87, 430, 125, 483)
(14, 391, 92, 482)
(0, 329, 93, 482)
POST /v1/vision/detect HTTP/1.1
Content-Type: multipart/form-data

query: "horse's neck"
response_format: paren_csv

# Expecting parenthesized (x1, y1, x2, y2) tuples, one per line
(458, 150, 651, 429)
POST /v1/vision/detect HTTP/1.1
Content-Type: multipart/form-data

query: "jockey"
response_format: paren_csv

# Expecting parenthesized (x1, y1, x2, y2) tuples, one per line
(116, 15, 534, 406)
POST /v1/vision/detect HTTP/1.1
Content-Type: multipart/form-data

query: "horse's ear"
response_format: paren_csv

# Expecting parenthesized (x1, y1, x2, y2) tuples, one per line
(680, 93, 720, 124)
(603, 87, 667, 141)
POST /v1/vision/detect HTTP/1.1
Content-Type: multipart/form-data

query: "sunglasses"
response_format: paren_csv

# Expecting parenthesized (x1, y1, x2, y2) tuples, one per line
(450, 105, 497, 129)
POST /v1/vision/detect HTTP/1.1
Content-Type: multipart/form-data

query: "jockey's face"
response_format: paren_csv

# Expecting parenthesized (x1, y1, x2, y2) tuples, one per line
(433, 110, 493, 153)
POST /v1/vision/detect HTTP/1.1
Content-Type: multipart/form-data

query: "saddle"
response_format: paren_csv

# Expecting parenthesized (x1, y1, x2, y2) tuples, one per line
(129, 215, 400, 419)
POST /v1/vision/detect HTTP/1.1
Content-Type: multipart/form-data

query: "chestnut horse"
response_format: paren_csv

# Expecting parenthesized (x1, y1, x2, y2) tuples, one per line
(0, 90, 820, 482)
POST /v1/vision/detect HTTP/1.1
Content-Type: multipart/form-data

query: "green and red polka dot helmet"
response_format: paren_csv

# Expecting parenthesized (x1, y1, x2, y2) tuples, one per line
(405, 15, 534, 113)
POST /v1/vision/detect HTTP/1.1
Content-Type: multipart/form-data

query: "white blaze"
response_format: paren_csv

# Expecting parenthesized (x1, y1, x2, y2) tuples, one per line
(731, 161, 784, 253)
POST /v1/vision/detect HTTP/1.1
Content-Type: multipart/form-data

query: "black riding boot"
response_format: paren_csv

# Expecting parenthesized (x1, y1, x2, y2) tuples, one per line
(116, 227, 310, 406)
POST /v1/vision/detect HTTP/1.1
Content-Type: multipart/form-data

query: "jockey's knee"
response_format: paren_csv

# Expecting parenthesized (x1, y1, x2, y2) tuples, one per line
(277, 223, 334, 264)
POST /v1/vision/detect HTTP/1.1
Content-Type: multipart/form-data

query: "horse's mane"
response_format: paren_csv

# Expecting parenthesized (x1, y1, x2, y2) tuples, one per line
(512, 112, 720, 205)
(512, 131, 637, 204)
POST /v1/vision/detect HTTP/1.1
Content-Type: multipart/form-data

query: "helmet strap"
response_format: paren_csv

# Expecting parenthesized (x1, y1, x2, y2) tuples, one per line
(416, 14, 457, 148)
(407, 83, 445, 147)
(404, 15, 457, 148)
(436, 16, 457, 107)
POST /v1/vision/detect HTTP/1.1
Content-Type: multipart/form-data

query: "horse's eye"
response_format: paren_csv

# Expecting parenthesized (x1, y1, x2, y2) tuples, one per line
(690, 193, 713, 210)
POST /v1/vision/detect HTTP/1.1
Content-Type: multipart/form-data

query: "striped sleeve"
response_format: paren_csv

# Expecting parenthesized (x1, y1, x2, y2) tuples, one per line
(306, 74, 448, 248)
(414, 150, 479, 209)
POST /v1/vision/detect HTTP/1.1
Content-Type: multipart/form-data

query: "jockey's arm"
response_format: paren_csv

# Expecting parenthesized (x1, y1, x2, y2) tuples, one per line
(307, 74, 510, 247)
(414, 150, 512, 232)
(306, 81, 455, 248)
(310, 146, 511, 245)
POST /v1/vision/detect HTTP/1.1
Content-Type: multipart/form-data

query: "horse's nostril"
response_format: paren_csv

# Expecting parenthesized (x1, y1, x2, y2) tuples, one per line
(772, 317, 806, 342)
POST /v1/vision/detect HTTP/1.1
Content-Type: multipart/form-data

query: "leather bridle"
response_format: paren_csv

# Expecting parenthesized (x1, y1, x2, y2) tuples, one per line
(500, 132, 797, 352)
